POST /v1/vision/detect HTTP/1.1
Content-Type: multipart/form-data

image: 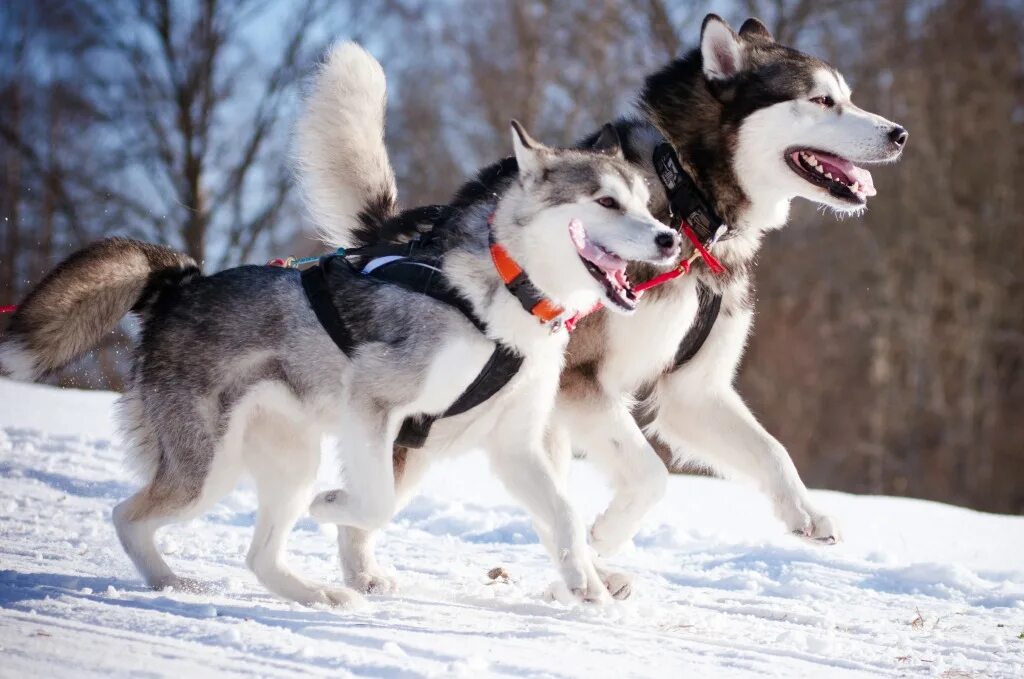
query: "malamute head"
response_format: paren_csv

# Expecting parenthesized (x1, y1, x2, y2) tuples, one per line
(642, 14, 908, 231)
(495, 121, 680, 315)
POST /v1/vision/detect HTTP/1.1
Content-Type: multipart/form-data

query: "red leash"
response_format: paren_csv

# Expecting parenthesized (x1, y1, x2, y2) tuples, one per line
(565, 220, 726, 330)
(0, 304, 16, 314)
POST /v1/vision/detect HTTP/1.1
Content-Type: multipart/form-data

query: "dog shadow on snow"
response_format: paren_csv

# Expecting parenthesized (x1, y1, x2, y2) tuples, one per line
(0, 461, 135, 501)
(0, 568, 559, 671)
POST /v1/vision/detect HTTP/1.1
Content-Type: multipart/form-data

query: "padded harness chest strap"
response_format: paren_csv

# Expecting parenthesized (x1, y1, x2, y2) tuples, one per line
(671, 282, 721, 371)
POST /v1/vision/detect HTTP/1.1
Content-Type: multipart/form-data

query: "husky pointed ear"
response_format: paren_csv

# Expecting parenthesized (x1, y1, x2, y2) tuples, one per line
(510, 120, 544, 175)
(590, 123, 623, 159)
(739, 18, 773, 42)
(700, 14, 744, 81)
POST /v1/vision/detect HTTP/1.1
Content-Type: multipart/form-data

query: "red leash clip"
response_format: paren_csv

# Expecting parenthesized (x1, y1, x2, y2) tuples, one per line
(681, 224, 727, 275)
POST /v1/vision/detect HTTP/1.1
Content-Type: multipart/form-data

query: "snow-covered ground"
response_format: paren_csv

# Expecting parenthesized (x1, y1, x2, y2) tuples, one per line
(0, 378, 1022, 678)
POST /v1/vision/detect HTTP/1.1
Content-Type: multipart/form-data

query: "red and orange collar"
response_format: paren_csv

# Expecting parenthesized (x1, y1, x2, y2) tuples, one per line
(489, 238, 566, 327)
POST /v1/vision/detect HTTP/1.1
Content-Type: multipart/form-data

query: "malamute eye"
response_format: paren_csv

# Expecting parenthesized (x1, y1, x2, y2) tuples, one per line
(810, 95, 835, 108)
(596, 196, 620, 209)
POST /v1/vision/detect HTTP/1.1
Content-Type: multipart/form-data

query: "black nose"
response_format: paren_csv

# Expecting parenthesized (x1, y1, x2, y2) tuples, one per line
(655, 231, 678, 252)
(889, 126, 908, 148)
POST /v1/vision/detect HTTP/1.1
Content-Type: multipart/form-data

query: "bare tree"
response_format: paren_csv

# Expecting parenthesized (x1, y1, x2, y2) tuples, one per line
(0, 0, 348, 386)
(2, 0, 1021, 512)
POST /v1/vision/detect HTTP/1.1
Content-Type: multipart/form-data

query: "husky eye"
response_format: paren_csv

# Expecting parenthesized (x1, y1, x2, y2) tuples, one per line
(810, 95, 835, 108)
(596, 196, 620, 210)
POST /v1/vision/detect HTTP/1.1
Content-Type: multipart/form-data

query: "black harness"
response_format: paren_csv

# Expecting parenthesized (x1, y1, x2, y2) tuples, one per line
(653, 143, 726, 371)
(298, 144, 725, 449)
(300, 246, 523, 449)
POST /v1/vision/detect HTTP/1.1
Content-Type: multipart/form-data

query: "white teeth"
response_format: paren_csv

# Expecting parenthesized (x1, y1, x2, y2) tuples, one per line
(850, 182, 860, 193)
(800, 151, 819, 167)
(825, 172, 834, 180)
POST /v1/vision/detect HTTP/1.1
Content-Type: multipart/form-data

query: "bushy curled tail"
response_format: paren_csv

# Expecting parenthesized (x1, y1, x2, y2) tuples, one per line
(0, 238, 197, 381)
(295, 42, 398, 250)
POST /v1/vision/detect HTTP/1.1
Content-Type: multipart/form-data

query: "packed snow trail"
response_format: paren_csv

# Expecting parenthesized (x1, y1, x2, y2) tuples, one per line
(0, 378, 1022, 678)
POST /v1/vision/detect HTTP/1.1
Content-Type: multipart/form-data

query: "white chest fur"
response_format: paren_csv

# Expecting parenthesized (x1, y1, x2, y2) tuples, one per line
(600, 276, 700, 393)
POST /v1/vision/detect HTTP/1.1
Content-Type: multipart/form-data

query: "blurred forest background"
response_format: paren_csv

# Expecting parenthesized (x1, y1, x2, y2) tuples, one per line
(1, 0, 1021, 513)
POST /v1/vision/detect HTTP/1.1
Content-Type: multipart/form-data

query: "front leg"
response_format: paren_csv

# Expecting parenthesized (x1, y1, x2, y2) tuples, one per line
(555, 391, 668, 557)
(336, 446, 437, 593)
(652, 381, 839, 543)
(309, 407, 396, 531)
(545, 424, 636, 599)
(488, 439, 609, 604)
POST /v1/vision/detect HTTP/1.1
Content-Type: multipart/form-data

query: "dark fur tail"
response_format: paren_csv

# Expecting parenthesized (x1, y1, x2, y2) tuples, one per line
(0, 238, 198, 381)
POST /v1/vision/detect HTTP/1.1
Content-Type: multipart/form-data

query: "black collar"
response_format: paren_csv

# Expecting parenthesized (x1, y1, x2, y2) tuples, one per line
(652, 143, 729, 245)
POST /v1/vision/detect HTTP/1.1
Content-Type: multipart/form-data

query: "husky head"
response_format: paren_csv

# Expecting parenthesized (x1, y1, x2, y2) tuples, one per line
(494, 121, 680, 315)
(642, 14, 908, 231)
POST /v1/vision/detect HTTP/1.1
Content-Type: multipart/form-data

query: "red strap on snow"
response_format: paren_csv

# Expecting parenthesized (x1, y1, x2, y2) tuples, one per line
(0, 304, 16, 314)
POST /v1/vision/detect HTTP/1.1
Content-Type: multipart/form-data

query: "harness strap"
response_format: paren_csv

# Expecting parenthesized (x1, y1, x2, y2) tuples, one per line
(651, 141, 729, 371)
(363, 257, 524, 447)
(367, 257, 487, 334)
(672, 283, 721, 370)
(397, 343, 523, 448)
(301, 257, 356, 355)
(301, 253, 524, 449)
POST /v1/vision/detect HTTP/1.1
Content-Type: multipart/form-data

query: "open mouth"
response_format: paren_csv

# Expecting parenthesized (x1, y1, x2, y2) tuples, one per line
(568, 219, 638, 312)
(785, 148, 876, 205)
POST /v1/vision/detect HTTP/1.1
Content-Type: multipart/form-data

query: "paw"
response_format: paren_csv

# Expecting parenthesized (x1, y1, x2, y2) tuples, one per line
(600, 570, 634, 600)
(544, 579, 611, 605)
(300, 585, 365, 608)
(346, 569, 398, 595)
(554, 550, 612, 605)
(571, 583, 612, 604)
(787, 508, 841, 545)
(309, 488, 348, 523)
(151, 576, 211, 594)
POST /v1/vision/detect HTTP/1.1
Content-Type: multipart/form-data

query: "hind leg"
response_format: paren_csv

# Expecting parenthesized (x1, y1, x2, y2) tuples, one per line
(113, 482, 203, 592)
(244, 413, 363, 607)
(114, 385, 245, 591)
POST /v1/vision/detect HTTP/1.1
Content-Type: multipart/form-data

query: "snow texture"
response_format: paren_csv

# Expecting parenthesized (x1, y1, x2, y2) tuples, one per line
(1, 377, 1022, 677)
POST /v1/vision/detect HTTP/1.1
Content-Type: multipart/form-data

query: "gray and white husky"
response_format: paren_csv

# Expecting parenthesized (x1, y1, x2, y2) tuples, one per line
(306, 16, 908, 598)
(0, 44, 680, 605)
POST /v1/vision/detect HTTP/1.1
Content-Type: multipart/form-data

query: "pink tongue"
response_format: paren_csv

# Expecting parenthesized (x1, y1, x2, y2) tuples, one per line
(568, 218, 625, 271)
(818, 152, 876, 196)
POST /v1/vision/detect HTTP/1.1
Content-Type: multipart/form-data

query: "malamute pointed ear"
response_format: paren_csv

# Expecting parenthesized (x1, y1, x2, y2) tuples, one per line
(700, 14, 744, 81)
(590, 123, 624, 159)
(510, 119, 545, 175)
(739, 17, 773, 42)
